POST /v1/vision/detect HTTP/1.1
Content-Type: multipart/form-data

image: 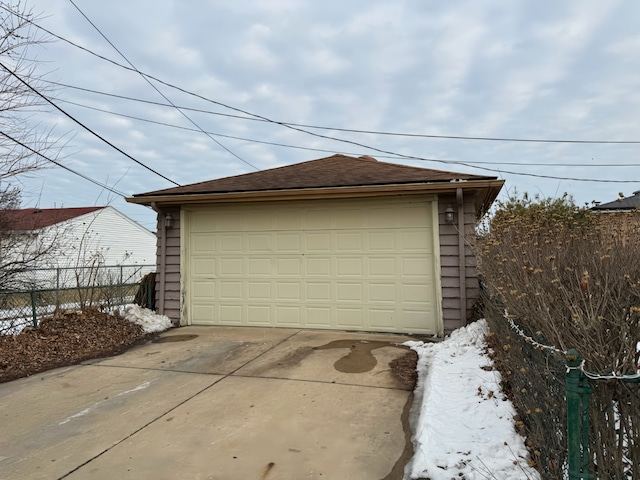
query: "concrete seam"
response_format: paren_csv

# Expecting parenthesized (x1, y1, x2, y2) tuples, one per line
(56, 374, 223, 479)
(57, 330, 304, 479)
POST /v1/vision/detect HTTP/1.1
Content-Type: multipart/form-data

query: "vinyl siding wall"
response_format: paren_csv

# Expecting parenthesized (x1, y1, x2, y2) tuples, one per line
(437, 193, 479, 333)
(155, 207, 181, 323)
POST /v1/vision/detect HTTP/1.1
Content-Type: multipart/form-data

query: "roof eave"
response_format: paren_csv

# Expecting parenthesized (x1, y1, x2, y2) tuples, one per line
(127, 179, 505, 215)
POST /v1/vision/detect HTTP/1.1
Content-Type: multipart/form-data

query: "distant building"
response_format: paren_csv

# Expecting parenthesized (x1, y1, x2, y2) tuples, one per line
(3, 206, 156, 288)
(592, 190, 640, 211)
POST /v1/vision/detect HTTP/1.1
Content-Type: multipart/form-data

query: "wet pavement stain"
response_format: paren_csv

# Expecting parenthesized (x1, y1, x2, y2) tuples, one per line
(380, 391, 415, 480)
(313, 340, 409, 373)
(152, 334, 199, 343)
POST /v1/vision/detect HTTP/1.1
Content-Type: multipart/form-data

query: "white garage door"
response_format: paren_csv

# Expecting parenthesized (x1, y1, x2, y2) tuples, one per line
(182, 196, 442, 334)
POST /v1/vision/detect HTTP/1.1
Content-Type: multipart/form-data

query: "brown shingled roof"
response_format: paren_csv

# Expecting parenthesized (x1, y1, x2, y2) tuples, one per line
(1, 207, 105, 231)
(136, 154, 497, 197)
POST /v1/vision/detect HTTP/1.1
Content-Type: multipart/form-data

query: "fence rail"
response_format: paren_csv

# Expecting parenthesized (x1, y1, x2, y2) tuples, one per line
(0, 264, 155, 334)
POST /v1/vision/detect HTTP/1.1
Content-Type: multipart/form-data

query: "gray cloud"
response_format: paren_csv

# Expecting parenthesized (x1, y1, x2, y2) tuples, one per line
(11, 0, 640, 229)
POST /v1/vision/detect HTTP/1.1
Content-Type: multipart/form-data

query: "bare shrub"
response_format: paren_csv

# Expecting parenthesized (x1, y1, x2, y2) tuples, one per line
(480, 193, 640, 479)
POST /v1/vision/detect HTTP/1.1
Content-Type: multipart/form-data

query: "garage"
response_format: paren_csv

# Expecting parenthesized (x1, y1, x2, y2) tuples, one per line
(182, 196, 442, 334)
(127, 154, 504, 334)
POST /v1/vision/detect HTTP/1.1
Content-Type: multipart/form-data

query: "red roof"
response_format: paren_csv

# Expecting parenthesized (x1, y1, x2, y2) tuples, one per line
(135, 154, 497, 197)
(1, 207, 105, 231)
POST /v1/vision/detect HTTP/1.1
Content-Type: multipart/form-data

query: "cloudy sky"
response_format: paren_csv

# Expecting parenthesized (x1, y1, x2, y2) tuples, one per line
(5, 0, 640, 230)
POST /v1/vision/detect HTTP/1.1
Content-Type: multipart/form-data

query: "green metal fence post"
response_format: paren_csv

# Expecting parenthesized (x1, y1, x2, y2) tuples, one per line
(565, 349, 594, 479)
(29, 290, 38, 327)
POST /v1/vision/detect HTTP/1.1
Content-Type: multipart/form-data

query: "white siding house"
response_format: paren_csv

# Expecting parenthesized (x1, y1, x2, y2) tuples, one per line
(51, 206, 156, 268)
(5, 206, 156, 288)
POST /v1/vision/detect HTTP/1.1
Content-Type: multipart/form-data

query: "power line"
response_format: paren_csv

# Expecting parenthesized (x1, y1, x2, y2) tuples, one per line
(0, 60, 180, 186)
(7, 5, 640, 146)
(6, 6, 640, 184)
(56, 97, 640, 169)
(67, 0, 257, 171)
(0, 130, 128, 198)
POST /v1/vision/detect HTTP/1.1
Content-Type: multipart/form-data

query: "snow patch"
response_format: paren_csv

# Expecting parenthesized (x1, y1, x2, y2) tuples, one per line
(123, 305, 172, 333)
(405, 319, 540, 480)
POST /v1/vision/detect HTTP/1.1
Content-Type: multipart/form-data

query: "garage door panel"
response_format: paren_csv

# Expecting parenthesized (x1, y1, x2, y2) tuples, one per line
(244, 211, 272, 231)
(306, 257, 331, 276)
(248, 258, 271, 275)
(186, 197, 440, 334)
(337, 308, 363, 329)
(306, 233, 331, 251)
(221, 235, 243, 252)
(403, 230, 432, 250)
(193, 305, 215, 323)
(402, 257, 432, 276)
(337, 257, 363, 276)
(336, 282, 362, 302)
(192, 258, 215, 275)
(277, 233, 300, 252)
(404, 283, 434, 303)
(276, 210, 303, 230)
(248, 234, 271, 252)
(219, 305, 242, 323)
(336, 232, 362, 251)
(192, 281, 214, 299)
(369, 283, 397, 302)
(306, 282, 331, 301)
(248, 281, 271, 300)
(192, 234, 215, 253)
(369, 309, 396, 329)
(305, 209, 332, 229)
(403, 308, 435, 330)
(306, 307, 331, 327)
(277, 258, 301, 275)
(220, 258, 243, 276)
(368, 257, 396, 277)
(336, 209, 364, 229)
(247, 305, 271, 325)
(369, 232, 395, 251)
(276, 282, 301, 301)
(221, 282, 243, 300)
(275, 306, 301, 325)
(215, 212, 244, 232)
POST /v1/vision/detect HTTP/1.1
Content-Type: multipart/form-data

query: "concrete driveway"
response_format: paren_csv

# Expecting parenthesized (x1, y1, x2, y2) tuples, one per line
(0, 326, 417, 480)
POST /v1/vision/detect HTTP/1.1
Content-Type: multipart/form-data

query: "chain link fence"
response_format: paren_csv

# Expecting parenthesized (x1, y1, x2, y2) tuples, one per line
(0, 265, 155, 334)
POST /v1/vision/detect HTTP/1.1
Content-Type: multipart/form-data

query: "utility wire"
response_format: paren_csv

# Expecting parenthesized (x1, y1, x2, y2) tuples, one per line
(6, 6, 640, 146)
(0, 130, 128, 198)
(0, 61, 180, 186)
(56, 97, 640, 169)
(67, 0, 257, 171)
(6, 7, 640, 183)
(49, 80, 640, 149)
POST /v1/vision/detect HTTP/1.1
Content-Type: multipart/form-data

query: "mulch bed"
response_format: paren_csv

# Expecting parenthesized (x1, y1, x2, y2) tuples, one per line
(0, 308, 149, 384)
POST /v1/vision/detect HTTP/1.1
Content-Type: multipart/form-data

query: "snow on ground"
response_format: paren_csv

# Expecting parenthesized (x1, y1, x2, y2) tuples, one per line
(1, 303, 173, 335)
(122, 305, 172, 333)
(405, 319, 540, 480)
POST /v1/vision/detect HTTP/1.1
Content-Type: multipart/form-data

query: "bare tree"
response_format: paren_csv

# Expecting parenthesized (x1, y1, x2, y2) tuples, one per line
(0, 1, 60, 290)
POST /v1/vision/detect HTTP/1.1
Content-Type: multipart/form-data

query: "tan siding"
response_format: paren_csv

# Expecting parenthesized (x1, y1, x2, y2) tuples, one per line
(438, 192, 479, 332)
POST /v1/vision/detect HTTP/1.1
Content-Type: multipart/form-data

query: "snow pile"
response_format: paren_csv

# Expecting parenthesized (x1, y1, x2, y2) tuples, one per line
(405, 319, 540, 480)
(123, 305, 173, 333)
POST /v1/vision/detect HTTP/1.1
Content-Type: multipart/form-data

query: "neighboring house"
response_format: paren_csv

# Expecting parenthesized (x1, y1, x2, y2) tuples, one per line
(591, 190, 640, 237)
(592, 190, 640, 211)
(3, 206, 156, 287)
(128, 155, 504, 335)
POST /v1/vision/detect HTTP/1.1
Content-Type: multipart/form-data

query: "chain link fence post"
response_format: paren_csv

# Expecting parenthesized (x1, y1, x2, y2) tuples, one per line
(565, 349, 594, 479)
(29, 290, 38, 327)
